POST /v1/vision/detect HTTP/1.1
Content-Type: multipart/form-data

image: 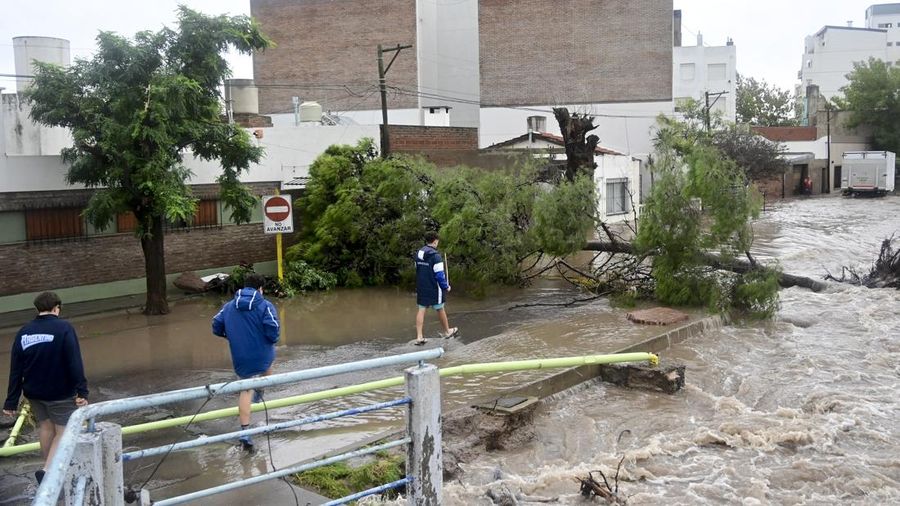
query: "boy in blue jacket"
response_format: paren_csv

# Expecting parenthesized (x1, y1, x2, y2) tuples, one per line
(212, 273, 280, 448)
(414, 231, 458, 345)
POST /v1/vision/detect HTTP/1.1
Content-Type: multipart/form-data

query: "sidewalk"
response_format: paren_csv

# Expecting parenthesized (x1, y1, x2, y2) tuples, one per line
(0, 293, 199, 331)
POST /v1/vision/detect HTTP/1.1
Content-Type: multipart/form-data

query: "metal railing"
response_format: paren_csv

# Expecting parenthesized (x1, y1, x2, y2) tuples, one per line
(34, 348, 445, 506)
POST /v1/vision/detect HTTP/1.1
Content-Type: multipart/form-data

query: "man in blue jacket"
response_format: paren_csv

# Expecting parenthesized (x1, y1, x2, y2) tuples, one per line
(212, 273, 280, 449)
(414, 231, 458, 345)
(3, 292, 88, 484)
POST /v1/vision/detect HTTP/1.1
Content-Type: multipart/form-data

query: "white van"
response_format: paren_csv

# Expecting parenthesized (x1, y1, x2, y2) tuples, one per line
(841, 151, 896, 196)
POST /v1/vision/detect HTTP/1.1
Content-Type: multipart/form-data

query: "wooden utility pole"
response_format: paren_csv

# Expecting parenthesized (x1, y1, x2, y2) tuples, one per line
(378, 43, 412, 158)
(704, 90, 729, 133)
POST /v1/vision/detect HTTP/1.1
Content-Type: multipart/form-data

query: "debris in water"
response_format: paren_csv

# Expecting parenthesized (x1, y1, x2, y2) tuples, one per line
(575, 456, 627, 504)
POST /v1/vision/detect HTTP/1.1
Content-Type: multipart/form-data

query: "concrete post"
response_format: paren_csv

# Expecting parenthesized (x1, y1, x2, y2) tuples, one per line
(405, 363, 442, 505)
(64, 422, 124, 506)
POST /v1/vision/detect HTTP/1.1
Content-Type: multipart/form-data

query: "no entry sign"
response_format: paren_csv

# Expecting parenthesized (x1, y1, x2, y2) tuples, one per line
(263, 195, 293, 234)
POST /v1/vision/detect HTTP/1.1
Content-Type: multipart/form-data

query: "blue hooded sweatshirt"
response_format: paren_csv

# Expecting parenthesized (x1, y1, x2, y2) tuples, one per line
(212, 288, 280, 378)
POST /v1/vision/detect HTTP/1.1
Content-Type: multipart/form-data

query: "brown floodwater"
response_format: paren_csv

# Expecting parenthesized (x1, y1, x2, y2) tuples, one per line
(3, 195, 899, 505)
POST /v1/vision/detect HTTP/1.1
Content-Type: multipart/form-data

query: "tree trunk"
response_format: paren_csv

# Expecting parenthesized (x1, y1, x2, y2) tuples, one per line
(140, 214, 170, 315)
(582, 240, 829, 292)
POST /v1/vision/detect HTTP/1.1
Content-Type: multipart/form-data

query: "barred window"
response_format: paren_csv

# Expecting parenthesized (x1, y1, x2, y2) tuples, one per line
(25, 207, 84, 241)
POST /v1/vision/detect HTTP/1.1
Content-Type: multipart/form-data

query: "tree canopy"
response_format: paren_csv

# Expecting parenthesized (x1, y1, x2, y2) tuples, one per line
(735, 74, 798, 126)
(836, 58, 900, 154)
(636, 114, 779, 316)
(288, 140, 597, 290)
(26, 7, 272, 314)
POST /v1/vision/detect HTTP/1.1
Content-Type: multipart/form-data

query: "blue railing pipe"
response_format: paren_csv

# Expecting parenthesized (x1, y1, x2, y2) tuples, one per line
(322, 477, 413, 505)
(122, 397, 411, 461)
(151, 438, 411, 506)
(33, 349, 443, 505)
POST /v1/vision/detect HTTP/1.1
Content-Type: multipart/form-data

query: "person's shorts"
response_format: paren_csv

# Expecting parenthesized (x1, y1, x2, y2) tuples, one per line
(28, 398, 77, 426)
(417, 303, 445, 310)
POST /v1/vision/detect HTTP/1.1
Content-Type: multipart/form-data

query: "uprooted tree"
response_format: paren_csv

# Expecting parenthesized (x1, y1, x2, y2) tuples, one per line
(826, 237, 900, 289)
(26, 8, 272, 314)
(292, 108, 825, 316)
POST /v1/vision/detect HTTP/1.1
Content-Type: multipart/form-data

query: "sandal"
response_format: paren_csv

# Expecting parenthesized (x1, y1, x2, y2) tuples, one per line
(414, 339, 427, 346)
(440, 327, 459, 339)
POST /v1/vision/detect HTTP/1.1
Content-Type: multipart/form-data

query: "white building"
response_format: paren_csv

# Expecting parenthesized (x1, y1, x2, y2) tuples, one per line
(798, 3, 900, 108)
(483, 127, 642, 224)
(673, 33, 737, 122)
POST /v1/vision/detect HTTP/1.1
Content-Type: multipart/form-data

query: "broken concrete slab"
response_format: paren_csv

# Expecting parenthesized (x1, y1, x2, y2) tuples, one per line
(597, 361, 686, 394)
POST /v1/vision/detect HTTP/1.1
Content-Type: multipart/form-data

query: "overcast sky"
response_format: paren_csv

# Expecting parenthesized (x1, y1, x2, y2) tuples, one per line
(0, 0, 879, 95)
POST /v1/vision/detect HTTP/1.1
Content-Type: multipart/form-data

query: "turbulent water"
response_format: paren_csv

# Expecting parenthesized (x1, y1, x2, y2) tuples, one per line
(1, 196, 898, 505)
(440, 195, 900, 505)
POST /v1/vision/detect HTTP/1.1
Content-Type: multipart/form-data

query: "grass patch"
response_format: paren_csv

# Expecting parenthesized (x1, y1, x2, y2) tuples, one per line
(293, 451, 405, 500)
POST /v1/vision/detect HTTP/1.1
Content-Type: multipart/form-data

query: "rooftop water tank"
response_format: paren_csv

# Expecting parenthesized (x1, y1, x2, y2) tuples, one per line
(13, 36, 71, 91)
(225, 79, 259, 115)
(299, 101, 323, 122)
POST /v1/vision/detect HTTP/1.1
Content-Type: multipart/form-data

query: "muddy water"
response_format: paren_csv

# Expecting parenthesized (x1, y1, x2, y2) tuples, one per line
(441, 196, 900, 505)
(3, 195, 898, 504)
(4, 277, 683, 503)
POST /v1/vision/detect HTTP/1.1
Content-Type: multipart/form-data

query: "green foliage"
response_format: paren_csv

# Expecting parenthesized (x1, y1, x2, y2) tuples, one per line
(736, 74, 799, 126)
(637, 114, 778, 315)
(226, 263, 255, 293)
(731, 268, 781, 318)
(283, 260, 338, 293)
(25, 7, 272, 313)
(293, 452, 404, 500)
(836, 58, 900, 154)
(532, 175, 597, 256)
(289, 141, 595, 290)
(27, 7, 273, 235)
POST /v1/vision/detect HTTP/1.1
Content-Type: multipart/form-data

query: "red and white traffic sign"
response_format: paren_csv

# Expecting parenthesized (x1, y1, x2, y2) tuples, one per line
(262, 195, 293, 234)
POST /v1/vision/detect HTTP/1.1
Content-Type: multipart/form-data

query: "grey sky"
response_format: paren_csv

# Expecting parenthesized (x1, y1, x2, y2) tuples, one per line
(0, 0, 879, 96)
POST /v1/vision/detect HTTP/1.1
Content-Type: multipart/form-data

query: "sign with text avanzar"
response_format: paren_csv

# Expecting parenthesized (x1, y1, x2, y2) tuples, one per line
(262, 195, 294, 234)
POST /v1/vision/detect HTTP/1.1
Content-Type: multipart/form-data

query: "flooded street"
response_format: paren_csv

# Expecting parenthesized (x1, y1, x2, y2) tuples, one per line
(443, 195, 900, 505)
(2, 195, 899, 505)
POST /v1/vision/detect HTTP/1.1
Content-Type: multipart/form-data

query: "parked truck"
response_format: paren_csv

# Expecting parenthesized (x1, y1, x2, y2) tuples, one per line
(841, 151, 896, 197)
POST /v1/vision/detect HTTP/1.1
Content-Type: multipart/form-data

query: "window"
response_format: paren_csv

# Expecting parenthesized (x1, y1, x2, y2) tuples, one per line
(708, 63, 727, 80)
(0, 212, 27, 244)
(606, 179, 631, 215)
(680, 63, 695, 81)
(193, 200, 219, 227)
(879, 22, 893, 28)
(25, 207, 84, 241)
(888, 42, 894, 46)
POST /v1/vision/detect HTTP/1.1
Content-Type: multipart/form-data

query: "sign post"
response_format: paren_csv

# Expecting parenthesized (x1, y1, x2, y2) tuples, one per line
(263, 193, 294, 281)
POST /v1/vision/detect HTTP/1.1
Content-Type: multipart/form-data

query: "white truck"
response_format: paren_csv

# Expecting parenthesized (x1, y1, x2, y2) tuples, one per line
(841, 151, 896, 197)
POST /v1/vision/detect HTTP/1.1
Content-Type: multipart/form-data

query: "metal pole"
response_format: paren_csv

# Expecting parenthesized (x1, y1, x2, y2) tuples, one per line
(705, 91, 710, 134)
(406, 364, 442, 505)
(826, 105, 832, 193)
(378, 44, 389, 157)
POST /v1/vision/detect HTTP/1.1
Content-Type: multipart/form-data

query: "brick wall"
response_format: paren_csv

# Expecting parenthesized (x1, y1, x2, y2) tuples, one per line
(0, 224, 283, 296)
(0, 182, 287, 296)
(386, 125, 479, 152)
(251, 0, 418, 114)
(478, 0, 673, 106)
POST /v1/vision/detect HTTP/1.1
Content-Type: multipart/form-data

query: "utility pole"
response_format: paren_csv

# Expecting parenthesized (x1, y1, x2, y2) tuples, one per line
(377, 43, 413, 158)
(704, 90, 729, 134)
(826, 103, 832, 193)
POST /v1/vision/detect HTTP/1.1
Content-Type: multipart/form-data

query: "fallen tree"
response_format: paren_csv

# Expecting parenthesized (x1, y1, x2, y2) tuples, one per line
(825, 237, 900, 289)
(583, 241, 828, 292)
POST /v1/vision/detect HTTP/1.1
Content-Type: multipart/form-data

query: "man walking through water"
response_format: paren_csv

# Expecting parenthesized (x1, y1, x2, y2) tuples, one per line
(212, 273, 280, 449)
(3, 292, 88, 484)
(415, 231, 458, 345)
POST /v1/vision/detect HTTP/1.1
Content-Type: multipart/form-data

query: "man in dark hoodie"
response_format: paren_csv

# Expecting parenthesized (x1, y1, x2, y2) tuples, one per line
(212, 273, 280, 448)
(414, 231, 458, 345)
(3, 292, 88, 484)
